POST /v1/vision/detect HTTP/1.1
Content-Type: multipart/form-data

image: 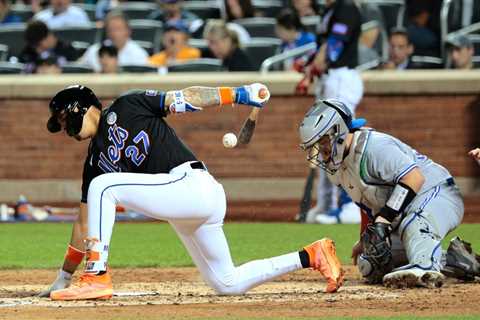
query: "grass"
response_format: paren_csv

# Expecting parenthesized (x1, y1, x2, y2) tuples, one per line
(1, 222, 479, 269)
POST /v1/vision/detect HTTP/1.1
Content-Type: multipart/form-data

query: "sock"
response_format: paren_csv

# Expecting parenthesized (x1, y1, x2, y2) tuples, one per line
(299, 250, 310, 268)
(59, 269, 72, 280)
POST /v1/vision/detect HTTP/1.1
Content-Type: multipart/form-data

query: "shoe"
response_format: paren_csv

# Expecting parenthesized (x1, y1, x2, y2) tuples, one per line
(50, 272, 113, 300)
(304, 238, 344, 293)
(442, 236, 480, 281)
(315, 202, 360, 224)
(383, 268, 444, 289)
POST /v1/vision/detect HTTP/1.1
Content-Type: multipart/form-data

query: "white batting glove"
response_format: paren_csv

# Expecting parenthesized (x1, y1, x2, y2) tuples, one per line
(234, 83, 271, 108)
(38, 269, 72, 298)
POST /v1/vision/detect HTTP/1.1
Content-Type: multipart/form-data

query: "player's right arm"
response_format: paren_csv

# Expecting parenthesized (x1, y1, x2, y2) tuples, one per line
(468, 148, 480, 162)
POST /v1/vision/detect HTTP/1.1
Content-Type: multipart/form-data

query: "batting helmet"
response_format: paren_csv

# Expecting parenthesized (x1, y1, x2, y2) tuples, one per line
(299, 99, 366, 173)
(47, 85, 102, 136)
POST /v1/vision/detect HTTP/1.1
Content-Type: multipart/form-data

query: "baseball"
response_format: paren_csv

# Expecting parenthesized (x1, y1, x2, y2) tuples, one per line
(222, 132, 238, 148)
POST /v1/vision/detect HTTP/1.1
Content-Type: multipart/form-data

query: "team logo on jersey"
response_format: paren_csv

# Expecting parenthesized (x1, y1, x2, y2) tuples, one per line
(146, 89, 158, 96)
(107, 112, 117, 125)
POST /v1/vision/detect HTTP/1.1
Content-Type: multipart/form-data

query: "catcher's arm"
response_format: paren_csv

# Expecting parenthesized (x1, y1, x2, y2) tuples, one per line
(468, 148, 480, 164)
(164, 84, 270, 114)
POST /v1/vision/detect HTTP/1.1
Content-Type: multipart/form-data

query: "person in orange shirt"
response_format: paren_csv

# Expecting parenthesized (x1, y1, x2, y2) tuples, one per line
(149, 20, 200, 67)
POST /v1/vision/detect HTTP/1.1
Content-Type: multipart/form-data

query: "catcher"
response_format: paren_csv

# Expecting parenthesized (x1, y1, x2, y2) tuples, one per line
(299, 99, 480, 288)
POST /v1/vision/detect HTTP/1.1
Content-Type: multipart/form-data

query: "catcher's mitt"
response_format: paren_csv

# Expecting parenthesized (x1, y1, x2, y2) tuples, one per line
(359, 222, 394, 284)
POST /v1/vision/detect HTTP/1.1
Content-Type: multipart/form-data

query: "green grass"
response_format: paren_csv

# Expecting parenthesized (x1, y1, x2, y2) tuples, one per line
(0, 222, 479, 269)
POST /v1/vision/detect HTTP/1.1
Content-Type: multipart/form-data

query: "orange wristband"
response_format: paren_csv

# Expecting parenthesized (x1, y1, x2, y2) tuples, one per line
(218, 87, 234, 105)
(65, 245, 85, 265)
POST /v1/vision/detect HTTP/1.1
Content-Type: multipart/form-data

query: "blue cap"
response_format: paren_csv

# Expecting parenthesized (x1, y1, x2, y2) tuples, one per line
(164, 20, 189, 34)
(349, 118, 367, 130)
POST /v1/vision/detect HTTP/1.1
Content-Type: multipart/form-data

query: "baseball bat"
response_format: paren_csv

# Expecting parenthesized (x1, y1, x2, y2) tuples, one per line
(237, 107, 260, 145)
(297, 164, 317, 223)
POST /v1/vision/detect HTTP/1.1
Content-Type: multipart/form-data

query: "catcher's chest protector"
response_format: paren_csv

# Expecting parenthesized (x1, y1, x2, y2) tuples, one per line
(328, 129, 392, 218)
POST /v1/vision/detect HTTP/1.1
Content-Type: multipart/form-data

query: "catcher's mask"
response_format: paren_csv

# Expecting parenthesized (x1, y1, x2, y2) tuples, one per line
(47, 85, 102, 136)
(298, 99, 366, 174)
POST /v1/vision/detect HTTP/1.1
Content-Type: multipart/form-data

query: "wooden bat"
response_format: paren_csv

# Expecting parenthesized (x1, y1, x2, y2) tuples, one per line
(297, 164, 317, 223)
(237, 107, 260, 145)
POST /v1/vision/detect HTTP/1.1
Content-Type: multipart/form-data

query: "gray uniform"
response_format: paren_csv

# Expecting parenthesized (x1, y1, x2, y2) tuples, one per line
(328, 129, 464, 271)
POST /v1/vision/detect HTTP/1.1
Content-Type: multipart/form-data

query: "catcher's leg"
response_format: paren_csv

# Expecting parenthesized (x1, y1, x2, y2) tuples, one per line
(383, 183, 464, 288)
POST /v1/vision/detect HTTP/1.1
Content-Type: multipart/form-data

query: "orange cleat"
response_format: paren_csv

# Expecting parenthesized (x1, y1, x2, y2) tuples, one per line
(50, 272, 113, 300)
(304, 238, 344, 293)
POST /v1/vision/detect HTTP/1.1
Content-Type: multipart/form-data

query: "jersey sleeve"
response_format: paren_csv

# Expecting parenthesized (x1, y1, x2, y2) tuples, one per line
(363, 138, 417, 185)
(329, 3, 361, 43)
(119, 89, 167, 117)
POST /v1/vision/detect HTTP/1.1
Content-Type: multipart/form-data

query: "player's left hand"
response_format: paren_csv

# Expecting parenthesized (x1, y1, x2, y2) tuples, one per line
(235, 83, 270, 108)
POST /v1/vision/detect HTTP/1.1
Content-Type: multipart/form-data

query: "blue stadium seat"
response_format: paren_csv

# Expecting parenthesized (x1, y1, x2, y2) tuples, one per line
(0, 62, 24, 74)
(234, 17, 277, 38)
(243, 37, 281, 70)
(168, 58, 224, 72)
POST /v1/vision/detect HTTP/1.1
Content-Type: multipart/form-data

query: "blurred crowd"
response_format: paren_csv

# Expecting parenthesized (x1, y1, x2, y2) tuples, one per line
(0, 0, 478, 74)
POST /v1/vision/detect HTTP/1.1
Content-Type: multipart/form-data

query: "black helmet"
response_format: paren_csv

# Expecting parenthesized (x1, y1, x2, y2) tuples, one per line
(47, 85, 102, 136)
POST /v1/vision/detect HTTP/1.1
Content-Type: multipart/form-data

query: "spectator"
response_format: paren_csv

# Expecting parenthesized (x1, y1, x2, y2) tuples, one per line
(405, 0, 442, 56)
(203, 20, 255, 71)
(19, 20, 79, 73)
(35, 52, 62, 74)
(33, 0, 90, 29)
(0, 0, 22, 24)
(290, 0, 320, 17)
(148, 0, 199, 25)
(79, 11, 149, 72)
(381, 28, 419, 70)
(98, 41, 119, 73)
(447, 35, 475, 70)
(275, 9, 316, 71)
(149, 20, 200, 67)
(224, 0, 255, 20)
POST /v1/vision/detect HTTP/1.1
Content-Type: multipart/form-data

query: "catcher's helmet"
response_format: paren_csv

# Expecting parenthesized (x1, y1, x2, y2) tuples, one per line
(47, 85, 102, 136)
(299, 99, 366, 173)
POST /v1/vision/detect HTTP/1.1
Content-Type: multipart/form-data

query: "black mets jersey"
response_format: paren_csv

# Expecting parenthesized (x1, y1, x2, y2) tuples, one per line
(81, 89, 198, 203)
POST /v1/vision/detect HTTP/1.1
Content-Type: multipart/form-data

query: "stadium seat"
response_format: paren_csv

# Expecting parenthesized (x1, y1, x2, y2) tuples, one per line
(373, 0, 405, 34)
(243, 37, 281, 70)
(252, 0, 283, 18)
(121, 65, 159, 73)
(10, 4, 34, 22)
(0, 45, 8, 61)
(301, 15, 320, 34)
(0, 24, 26, 59)
(183, 1, 221, 20)
(61, 63, 94, 73)
(71, 41, 90, 56)
(117, 2, 158, 20)
(136, 40, 154, 55)
(410, 55, 444, 69)
(469, 34, 480, 53)
(129, 20, 163, 53)
(188, 38, 208, 51)
(53, 23, 100, 45)
(167, 58, 224, 72)
(234, 17, 277, 38)
(0, 62, 24, 74)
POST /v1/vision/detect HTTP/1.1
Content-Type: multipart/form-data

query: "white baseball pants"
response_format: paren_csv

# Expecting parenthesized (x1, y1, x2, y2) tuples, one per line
(87, 161, 303, 295)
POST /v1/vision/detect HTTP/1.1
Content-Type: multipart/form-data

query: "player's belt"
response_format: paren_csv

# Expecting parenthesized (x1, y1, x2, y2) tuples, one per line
(446, 177, 455, 186)
(190, 161, 207, 171)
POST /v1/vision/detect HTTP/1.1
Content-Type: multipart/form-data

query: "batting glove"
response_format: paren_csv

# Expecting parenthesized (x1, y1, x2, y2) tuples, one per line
(234, 83, 270, 108)
(38, 269, 72, 297)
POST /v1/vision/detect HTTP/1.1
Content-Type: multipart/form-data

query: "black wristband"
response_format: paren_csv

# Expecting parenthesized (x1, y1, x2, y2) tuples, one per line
(378, 182, 417, 222)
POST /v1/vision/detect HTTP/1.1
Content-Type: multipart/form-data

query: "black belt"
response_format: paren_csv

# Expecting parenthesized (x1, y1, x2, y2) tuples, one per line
(446, 177, 455, 186)
(190, 161, 207, 171)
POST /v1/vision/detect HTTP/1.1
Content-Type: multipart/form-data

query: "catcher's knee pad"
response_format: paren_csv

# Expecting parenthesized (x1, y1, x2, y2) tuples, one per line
(358, 254, 388, 284)
(400, 211, 442, 271)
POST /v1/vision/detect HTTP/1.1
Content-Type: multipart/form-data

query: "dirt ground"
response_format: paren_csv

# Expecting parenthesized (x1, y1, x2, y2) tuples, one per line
(1, 267, 480, 320)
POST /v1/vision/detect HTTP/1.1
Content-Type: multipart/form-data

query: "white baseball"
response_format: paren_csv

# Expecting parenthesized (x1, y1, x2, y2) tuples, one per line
(222, 132, 238, 148)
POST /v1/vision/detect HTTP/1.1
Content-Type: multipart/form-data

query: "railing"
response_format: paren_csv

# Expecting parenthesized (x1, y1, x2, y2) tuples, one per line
(260, 42, 317, 74)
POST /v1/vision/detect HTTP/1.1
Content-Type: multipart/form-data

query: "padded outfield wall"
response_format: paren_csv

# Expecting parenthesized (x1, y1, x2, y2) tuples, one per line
(0, 71, 479, 220)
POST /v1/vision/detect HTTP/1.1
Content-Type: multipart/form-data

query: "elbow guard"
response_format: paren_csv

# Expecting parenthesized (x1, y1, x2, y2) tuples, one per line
(378, 182, 417, 222)
(169, 90, 202, 113)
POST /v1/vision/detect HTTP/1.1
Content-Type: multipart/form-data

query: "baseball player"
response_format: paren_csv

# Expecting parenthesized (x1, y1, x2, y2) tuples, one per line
(40, 84, 343, 300)
(296, 0, 364, 224)
(298, 99, 480, 288)
(468, 148, 480, 163)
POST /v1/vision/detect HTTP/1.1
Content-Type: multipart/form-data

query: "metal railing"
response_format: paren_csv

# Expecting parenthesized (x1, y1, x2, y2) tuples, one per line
(260, 42, 317, 74)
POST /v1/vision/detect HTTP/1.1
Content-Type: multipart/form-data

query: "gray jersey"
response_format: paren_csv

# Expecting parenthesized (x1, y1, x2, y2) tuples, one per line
(329, 129, 452, 218)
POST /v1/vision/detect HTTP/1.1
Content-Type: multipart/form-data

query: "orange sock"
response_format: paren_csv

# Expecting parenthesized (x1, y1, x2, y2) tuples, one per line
(64, 245, 85, 265)
(218, 87, 235, 106)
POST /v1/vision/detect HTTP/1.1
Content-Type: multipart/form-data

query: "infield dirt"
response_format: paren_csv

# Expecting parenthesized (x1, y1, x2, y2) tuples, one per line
(1, 266, 479, 319)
